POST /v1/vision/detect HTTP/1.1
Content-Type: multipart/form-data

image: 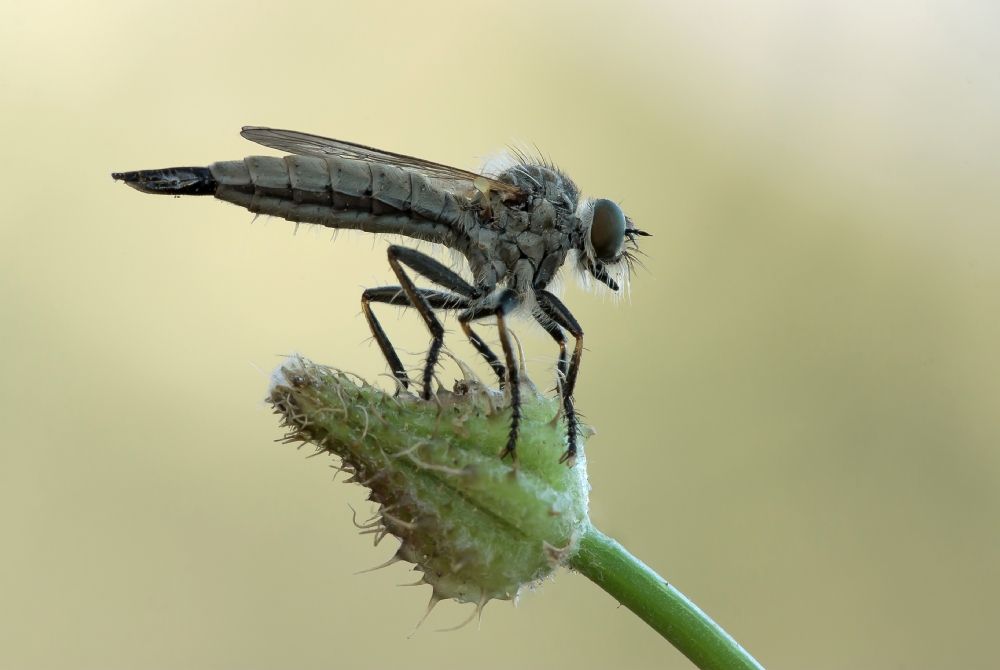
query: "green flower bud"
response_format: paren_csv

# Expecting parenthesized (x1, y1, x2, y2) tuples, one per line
(267, 354, 592, 629)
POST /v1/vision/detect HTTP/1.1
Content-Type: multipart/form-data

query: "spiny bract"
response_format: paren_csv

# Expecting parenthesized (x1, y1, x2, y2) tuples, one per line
(267, 354, 592, 631)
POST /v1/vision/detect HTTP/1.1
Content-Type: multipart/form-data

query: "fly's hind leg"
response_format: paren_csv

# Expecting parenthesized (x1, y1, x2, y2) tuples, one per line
(368, 245, 519, 461)
(382, 246, 467, 400)
(361, 286, 471, 393)
(534, 290, 584, 466)
(384, 245, 506, 392)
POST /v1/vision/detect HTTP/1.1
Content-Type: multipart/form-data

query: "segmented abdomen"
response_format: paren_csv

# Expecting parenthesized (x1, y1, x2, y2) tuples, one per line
(211, 155, 468, 243)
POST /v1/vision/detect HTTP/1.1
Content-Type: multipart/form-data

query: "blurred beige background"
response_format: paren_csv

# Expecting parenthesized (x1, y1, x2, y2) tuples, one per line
(2, 1, 999, 668)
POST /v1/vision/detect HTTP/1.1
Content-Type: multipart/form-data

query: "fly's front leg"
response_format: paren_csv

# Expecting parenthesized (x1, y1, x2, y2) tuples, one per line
(535, 312, 580, 464)
(535, 314, 579, 465)
(459, 289, 521, 462)
(534, 290, 584, 465)
(536, 316, 569, 386)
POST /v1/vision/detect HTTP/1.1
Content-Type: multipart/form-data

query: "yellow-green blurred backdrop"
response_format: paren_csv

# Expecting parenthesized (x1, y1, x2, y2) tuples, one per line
(2, 1, 998, 668)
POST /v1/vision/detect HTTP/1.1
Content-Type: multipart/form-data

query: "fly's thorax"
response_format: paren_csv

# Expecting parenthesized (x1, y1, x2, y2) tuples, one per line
(460, 213, 574, 295)
(459, 163, 580, 294)
(495, 163, 580, 211)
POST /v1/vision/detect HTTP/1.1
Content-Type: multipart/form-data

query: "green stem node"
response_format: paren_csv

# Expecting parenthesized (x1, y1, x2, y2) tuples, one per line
(569, 526, 764, 670)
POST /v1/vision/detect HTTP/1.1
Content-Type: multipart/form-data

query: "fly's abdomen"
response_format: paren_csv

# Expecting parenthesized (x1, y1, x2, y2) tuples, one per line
(211, 155, 466, 236)
(112, 166, 218, 195)
(115, 154, 469, 242)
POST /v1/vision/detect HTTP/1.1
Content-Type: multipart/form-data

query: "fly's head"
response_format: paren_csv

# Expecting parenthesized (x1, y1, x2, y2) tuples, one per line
(574, 198, 650, 298)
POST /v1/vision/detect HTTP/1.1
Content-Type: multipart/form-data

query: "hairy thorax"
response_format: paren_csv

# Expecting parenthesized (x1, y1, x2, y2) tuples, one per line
(461, 163, 581, 297)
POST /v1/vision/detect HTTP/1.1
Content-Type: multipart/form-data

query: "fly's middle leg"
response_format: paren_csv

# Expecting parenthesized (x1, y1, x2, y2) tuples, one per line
(459, 321, 506, 387)
(459, 289, 522, 462)
(494, 292, 523, 463)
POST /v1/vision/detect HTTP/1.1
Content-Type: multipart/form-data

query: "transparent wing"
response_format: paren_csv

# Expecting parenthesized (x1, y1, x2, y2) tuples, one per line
(240, 126, 521, 195)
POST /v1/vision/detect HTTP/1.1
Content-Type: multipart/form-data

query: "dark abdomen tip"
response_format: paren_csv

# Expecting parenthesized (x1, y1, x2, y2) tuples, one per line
(112, 166, 217, 195)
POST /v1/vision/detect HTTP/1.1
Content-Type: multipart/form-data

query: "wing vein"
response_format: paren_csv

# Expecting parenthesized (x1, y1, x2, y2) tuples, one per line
(241, 126, 519, 195)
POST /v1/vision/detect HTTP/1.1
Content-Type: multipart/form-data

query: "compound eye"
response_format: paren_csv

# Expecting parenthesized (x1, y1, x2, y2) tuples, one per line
(590, 199, 626, 262)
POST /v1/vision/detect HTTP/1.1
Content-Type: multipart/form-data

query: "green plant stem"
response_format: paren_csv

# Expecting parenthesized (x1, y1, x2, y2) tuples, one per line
(569, 525, 764, 670)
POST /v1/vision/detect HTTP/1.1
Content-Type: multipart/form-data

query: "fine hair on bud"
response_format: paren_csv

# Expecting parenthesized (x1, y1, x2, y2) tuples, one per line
(268, 353, 592, 629)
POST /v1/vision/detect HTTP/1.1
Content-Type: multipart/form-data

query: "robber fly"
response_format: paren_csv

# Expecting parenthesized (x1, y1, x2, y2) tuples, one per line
(113, 127, 649, 466)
